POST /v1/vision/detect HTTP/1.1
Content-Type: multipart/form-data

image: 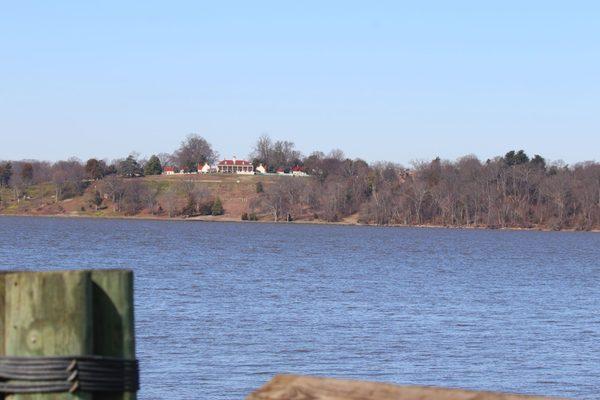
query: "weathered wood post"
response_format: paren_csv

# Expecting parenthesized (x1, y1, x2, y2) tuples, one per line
(1, 270, 137, 400)
(4, 270, 93, 400)
(91, 270, 136, 400)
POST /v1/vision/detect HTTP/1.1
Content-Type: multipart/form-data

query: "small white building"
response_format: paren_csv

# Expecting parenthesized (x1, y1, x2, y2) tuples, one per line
(291, 166, 308, 176)
(198, 163, 213, 174)
(163, 166, 176, 175)
(255, 163, 267, 174)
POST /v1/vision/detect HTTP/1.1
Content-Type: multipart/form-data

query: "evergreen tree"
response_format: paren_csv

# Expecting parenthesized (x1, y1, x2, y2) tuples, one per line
(144, 155, 163, 175)
(256, 181, 264, 193)
(211, 197, 224, 215)
(530, 154, 546, 170)
(118, 155, 143, 178)
(504, 150, 529, 166)
(85, 158, 107, 180)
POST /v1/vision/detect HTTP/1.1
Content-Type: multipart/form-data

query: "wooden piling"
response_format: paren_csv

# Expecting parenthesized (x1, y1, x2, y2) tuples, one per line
(1, 270, 137, 399)
(4, 270, 93, 400)
(91, 270, 136, 400)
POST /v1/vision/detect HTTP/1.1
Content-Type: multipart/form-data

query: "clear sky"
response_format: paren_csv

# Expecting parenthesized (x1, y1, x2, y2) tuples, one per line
(1, 1, 599, 165)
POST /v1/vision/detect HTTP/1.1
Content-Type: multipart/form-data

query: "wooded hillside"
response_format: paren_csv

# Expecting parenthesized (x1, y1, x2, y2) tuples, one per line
(1, 136, 599, 230)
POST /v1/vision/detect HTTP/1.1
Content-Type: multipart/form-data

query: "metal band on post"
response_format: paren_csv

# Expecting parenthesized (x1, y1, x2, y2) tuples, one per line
(0, 356, 139, 394)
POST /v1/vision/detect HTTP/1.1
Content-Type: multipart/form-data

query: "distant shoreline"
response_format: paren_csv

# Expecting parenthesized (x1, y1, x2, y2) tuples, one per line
(2, 168, 599, 234)
(2, 212, 598, 233)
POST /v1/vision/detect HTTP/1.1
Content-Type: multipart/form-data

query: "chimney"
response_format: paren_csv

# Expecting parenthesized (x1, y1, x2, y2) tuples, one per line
(232, 156, 237, 163)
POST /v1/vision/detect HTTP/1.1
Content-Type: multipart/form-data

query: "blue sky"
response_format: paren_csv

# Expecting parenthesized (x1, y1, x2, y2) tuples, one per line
(1, 1, 599, 165)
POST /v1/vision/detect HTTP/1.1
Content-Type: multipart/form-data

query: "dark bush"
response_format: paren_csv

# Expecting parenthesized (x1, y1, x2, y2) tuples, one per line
(211, 197, 224, 216)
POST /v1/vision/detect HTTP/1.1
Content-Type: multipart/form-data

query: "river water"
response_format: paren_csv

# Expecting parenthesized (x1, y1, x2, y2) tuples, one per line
(0, 216, 599, 399)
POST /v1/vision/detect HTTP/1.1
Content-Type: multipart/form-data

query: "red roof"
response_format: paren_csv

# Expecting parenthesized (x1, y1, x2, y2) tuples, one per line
(218, 159, 252, 166)
(292, 166, 304, 172)
(164, 166, 176, 172)
(276, 168, 285, 173)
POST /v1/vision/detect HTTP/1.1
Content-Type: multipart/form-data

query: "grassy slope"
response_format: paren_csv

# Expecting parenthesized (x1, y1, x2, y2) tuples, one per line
(0, 174, 285, 221)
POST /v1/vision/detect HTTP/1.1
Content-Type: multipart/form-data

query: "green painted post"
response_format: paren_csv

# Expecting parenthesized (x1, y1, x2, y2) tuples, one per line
(91, 270, 136, 400)
(4, 270, 93, 400)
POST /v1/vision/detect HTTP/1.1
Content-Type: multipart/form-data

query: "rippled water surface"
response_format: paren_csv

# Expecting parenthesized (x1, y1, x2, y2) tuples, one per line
(0, 216, 599, 399)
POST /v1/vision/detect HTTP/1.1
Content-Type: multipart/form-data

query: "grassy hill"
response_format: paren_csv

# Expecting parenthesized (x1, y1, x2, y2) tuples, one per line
(0, 174, 289, 222)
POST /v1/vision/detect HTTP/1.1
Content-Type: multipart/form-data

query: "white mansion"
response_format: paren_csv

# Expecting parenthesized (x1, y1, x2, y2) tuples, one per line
(163, 156, 302, 176)
(215, 157, 254, 174)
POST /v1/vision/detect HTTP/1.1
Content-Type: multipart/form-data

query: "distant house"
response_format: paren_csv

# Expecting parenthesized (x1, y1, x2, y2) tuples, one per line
(276, 168, 286, 175)
(255, 163, 267, 174)
(291, 166, 308, 177)
(198, 163, 213, 174)
(163, 166, 176, 175)
(217, 157, 254, 174)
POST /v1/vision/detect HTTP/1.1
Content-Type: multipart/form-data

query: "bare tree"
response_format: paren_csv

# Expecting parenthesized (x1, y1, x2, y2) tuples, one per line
(260, 181, 289, 221)
(162, 186, 180, 217)
(176, 180, 211, 216)
(173, 134, 217, 171)
(99, 175, 126, 212)
(250, 134, 302, 170)
(328, 149, 345, 161)
(121, 180, 147, 215)
(51, 159, 85, 201)
(250, 134, 273, 165)
(255, 178, 307, 221)
(157, 152, 175, 167)
(141, 185, 160, 214)
(360, 182, 398, 225)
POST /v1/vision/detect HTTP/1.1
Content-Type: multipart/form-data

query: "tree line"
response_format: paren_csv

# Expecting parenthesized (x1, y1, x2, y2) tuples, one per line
(1, 134, 599, 230)
(251, 149, 599, 230)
